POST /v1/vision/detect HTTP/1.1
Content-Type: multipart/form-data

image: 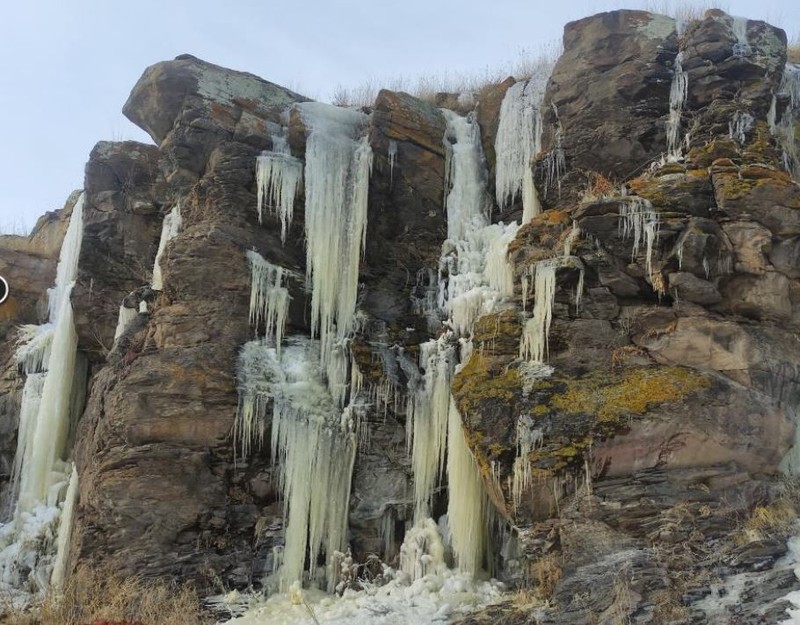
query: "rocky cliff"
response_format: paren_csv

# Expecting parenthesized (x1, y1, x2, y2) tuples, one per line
(2, 8, 800, 625)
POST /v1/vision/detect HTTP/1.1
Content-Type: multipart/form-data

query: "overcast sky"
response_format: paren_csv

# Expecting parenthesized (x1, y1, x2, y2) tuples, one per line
(0, 0, 797, 233)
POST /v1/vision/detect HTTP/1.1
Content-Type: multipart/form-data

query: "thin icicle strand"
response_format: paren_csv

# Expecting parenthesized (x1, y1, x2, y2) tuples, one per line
(247, 250, 290, 353)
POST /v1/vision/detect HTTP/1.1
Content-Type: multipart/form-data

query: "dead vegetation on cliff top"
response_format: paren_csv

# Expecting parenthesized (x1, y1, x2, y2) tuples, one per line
(0, 566, 209, 625)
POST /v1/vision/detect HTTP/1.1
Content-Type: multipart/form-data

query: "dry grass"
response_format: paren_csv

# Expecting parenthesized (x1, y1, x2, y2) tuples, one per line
(640, 0, 729, 22)
(738, 500, 796, 544)
(532, 553, 562, 601)
(0, 566, 209, 625)
(331, 43, 560, 109)
(789, 42, 800, 65)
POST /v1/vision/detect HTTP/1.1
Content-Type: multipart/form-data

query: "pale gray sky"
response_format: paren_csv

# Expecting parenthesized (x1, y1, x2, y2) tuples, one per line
(0, 0, 797, 233)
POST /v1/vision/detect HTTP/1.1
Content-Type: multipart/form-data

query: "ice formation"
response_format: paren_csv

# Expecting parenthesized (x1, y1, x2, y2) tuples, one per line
(113, 303, 138, 341)
(407, 339, 455, 520)
(1, 194, 86, 596)
(619, 197, 660, 277)
(388, 139, 398, 186)
(731, 16, 752, 57)
(438, 109, 518, 335)
(495, 79, 544, 221)
(519, 259, 557, 363)
(256, 129, 303, 242)
(446, 398, 489, 573)
(14, 325, 54, 374)
(297, 102, 372, 366)
(512, 415, 544, 509)
(221, 519, 505, 625)
(729, 111, 754, 145)
(235, 339, 358, 590)
(151, 203, 182, 291)
(542, 105, 566, 198)
(667, 52, 688, 159)
(247, 250, 290, 351)
(770, 64, 800, 181)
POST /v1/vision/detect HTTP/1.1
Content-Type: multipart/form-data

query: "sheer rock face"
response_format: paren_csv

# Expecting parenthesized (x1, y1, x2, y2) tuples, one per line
(64, 56, 451, 586)
(537, 9, 678, 204)
(454, 9, 800, 622)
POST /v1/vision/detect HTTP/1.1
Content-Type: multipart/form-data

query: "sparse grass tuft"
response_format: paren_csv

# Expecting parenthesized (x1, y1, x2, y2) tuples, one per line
(330, 43, 560, 109)
(640, 0, 730, 22)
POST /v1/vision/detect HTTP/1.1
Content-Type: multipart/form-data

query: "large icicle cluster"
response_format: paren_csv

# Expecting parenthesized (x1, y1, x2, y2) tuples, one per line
(239, 101, 375, 592)
(495, 80, 543, 222)
(235, 339, 358, 591)
(256, 128, 303, 243)
(297, 102, 372, 367)
(1, 194, 86, 596)
(151, 203, 182, 291)
(404, 109, 520, 577)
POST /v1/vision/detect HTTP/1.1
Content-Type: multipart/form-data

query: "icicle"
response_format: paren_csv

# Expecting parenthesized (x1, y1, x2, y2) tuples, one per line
(234, 338, 358, 590)
(563, 221, 580, 258)
(495, 80, 544, 220)
(729, 111, 754, 145)
(771, 64, 800, 181)
(7, 374, 46, 509)
(542, 104, 566, 198)
(17, 195, 84, 514)
(50, 465, 78, 591)
(407, 338, 455, 520)
(297, 102, 372, 367)
(151, 204, 182, 291)
(446, 398, 488, 574)
(519, 260, 557, 363)
(247, 250, 290, 353)
(512, 415, 544, 510)
(667, 53, 688, 160)
(438, 110, 518, 334)
(113, 304, 138, 341)
(255, 135, 303, 242)
(619, 197, 660, 277)
(388, 139, 398, 187)
(15, 325, 54, 375)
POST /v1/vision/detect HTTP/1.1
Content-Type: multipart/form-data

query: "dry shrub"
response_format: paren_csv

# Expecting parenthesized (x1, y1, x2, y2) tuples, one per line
(740, 500, 796, 543)
(583, 171, 615, 201)
(532, 554, 562, 600)
(1, 566, 209, 625)
(789, 42, 800, 65)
